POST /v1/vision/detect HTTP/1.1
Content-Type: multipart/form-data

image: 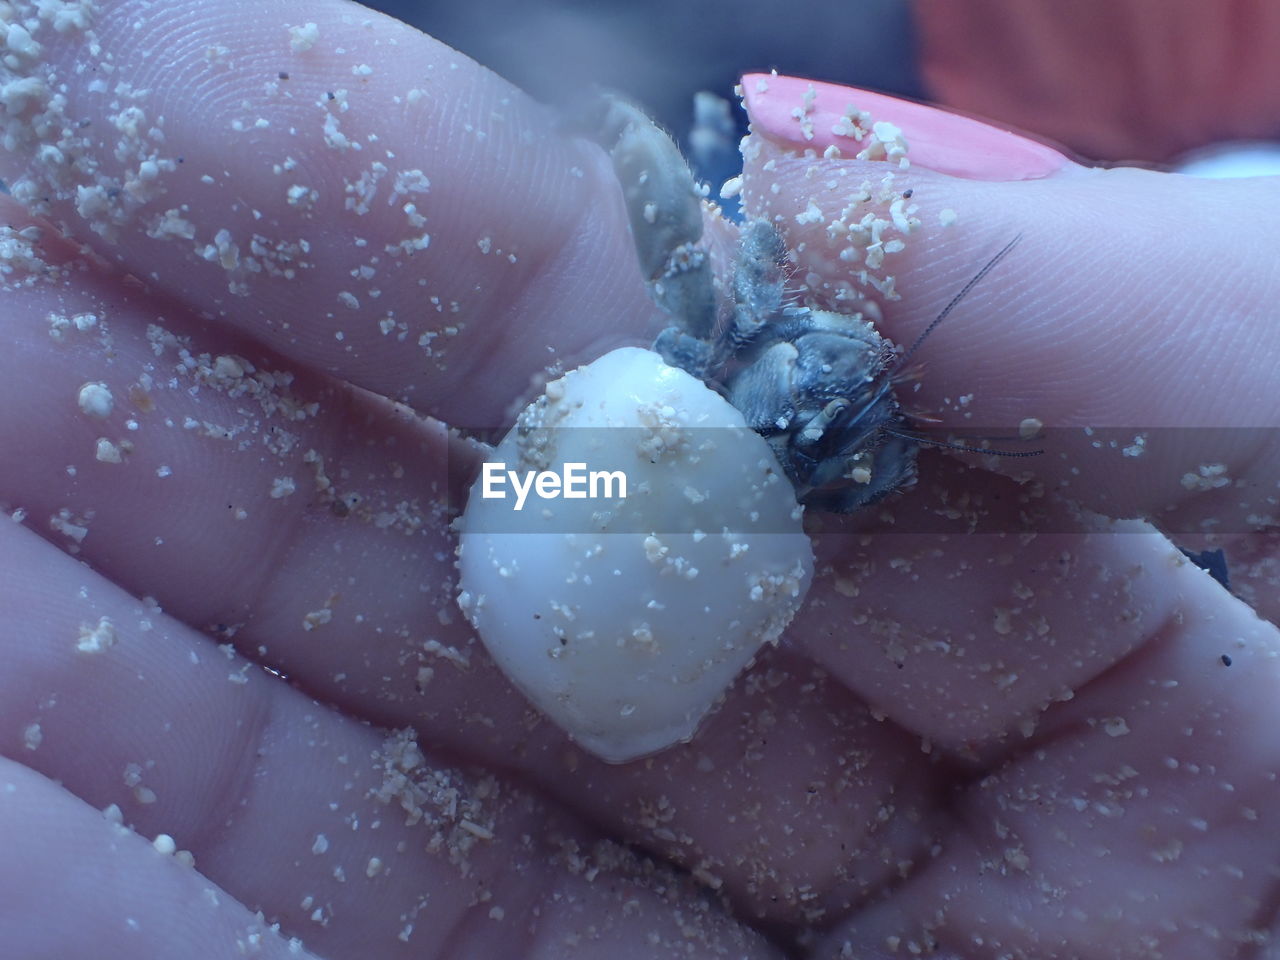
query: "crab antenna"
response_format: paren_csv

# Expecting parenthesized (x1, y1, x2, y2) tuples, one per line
(883, 426, 1042, 458)
(899, 234, 1022, 366)
(833, 236, 1033, 461)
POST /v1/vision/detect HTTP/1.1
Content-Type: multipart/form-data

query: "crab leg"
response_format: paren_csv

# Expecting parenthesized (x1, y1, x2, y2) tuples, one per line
(579, 95, 717, 369)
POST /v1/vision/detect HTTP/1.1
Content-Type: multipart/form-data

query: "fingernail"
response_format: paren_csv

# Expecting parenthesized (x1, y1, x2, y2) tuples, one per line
(742, 73, 1073, 181)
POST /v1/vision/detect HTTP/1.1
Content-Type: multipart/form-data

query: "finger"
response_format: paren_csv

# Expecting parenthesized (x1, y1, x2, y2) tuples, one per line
(0, 520, 779, 959)
(0, 218, 476, 713)
(0, 218, 929, 926)
(0, 0, 657, 428)
(0, 760, 325, 960)
(739, 75, 1280, 534)
(815, 558, 1280, 958)
(734, 77, 1280, 763)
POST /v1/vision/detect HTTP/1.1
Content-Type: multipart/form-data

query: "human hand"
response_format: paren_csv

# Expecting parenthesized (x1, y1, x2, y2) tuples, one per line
(1, 4, 1278, 960)
(738, 74, 1280, 955)
(0, 1, 784, 956)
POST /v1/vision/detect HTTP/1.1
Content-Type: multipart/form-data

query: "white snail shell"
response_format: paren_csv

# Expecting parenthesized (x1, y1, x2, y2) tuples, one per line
(457, 347, 813, 763)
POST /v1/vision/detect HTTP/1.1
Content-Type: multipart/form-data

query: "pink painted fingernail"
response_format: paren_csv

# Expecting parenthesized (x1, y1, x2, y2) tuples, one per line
(742, 73, 1073, 181)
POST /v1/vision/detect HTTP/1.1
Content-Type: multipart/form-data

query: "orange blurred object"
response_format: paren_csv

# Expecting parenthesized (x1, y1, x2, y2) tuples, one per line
(914, 0, 1280, 165)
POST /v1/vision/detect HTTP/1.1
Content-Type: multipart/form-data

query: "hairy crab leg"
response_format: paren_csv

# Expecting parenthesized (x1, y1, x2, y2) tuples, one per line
(577, 94, 716, 351)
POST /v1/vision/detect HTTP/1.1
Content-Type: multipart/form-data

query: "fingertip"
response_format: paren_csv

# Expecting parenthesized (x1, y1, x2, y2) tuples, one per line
(741, 72, 1076, 181)
(0, 0, 656, 428)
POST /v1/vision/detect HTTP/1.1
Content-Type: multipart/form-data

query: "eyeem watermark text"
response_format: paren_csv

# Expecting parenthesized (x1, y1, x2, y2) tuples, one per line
(481, 462, 627, 511)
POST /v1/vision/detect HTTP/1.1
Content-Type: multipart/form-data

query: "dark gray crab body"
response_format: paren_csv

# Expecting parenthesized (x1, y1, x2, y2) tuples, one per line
(578, 94, 996, 513)
(672, 216, 919, 513)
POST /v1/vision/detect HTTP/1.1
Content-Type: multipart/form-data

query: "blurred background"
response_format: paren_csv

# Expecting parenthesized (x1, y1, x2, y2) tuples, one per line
(365, 0, 1280, 178)
(383, 0, 919, 147)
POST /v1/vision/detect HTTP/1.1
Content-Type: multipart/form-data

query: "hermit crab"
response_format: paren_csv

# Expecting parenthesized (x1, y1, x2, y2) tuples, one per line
(456, 92, 1015, 763)
(585, 93, 1020, 513)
